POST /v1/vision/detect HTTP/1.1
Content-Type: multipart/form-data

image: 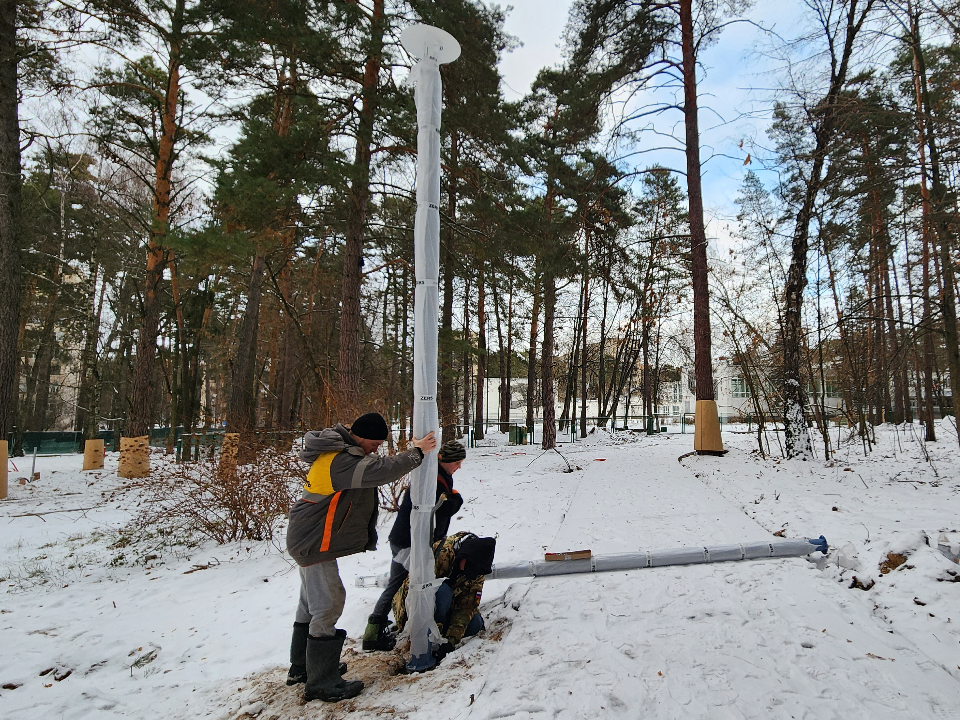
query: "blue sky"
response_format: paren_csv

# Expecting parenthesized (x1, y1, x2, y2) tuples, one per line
(491, 1, 809, 247)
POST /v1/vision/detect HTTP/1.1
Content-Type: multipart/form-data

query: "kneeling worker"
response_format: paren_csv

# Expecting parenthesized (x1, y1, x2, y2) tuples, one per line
(393, 531, 496, 664)
(285, 413, 437, 703)
(364, 439, 467, 651)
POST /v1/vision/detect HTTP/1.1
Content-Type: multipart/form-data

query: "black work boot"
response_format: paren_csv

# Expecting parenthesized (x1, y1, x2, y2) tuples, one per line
(362, 614, 397, 652)
(304, 630, 364, 703)
(289, 622, 346, 684)
(287, 622, 310, 685)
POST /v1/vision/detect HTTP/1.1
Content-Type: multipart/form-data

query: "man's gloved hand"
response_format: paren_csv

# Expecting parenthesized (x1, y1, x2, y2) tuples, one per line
(433, 642, 455, 663)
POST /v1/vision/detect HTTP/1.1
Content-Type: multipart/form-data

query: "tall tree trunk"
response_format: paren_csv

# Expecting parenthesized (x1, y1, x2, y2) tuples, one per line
(679, 0, 721, 453)
(76, 264, 107, 439)
(540, 274, 557, 449)
(596, 278, 610, 419)
(781, 0, 871, 458)
(864, 136, 896, 424)
(890, 249, 912, 424)
(882, 256, 904, 424)
(27, 240, 63, 431)
(0, 0, 21, 441)
(278, 315, 298, 431)
(559, 312, 581, 433)
(167, 255, 188, 448)
(127, 0, 185, 439)
(461, 278, 472, 434)
(227, 253, 266, 432)
(911, 13, 960, 444)
(907, 19, 937, 439)
(505, 267, 514, 424)
(921, 194, 937, 440)
(338, 0, 385, 417)
(440, 128, 458, 442)
(492, 281, 508, 424)
(526, 274, 540, 431)
(641, 322, 651, 425)
(474, 270, 486, 440)
(30, 332, 54, 431)
(579, 233, 589, 438)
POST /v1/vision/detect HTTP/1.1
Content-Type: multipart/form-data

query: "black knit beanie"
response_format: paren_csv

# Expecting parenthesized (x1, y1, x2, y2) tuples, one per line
(350, 412, 389, 440)
(455, 535, 497, 579)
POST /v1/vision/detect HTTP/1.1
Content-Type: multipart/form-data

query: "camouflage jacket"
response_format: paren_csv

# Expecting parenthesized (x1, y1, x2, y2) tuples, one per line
(393, 531, 485, 646)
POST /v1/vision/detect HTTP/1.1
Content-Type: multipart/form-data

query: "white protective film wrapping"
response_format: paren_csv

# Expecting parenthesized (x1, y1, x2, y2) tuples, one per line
(487, 538, 827, 581)
(406, 44, 444, 670)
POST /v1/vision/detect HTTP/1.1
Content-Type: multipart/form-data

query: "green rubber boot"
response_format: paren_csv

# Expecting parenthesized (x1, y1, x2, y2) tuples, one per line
(362, 614, 397, 652)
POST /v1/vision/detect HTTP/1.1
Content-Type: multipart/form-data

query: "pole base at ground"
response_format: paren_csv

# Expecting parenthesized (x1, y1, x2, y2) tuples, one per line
(405, 652, 437, 674)
(694, 400, 725, 455)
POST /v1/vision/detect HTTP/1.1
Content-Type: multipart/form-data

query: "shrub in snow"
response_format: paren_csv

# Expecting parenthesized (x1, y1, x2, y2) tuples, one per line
(126, 443, 303, 544)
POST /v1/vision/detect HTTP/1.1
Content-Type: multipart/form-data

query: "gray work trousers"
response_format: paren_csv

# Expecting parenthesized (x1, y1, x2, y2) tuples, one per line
(294, 560, 345, 638)
(372, 542, 409, 619)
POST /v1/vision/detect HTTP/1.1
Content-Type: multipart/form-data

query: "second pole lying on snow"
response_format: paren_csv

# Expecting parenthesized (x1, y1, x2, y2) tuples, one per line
(401, 23, 461, 674)
(488, 537, 829, 580)
(358, 536, 829, 588)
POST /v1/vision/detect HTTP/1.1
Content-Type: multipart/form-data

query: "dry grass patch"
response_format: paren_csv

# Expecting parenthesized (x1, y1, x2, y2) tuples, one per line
(879, 552, 907, 575)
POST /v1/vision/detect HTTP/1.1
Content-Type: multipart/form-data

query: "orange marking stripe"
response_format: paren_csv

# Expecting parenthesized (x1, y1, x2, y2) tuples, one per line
(320, 492, 341, 552)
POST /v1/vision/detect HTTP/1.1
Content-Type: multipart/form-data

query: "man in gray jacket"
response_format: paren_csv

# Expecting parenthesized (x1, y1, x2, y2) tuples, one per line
(285, 412, 436, 703)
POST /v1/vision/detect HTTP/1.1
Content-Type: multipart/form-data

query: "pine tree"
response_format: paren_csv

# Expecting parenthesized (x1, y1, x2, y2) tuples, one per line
(0, 1, 21, 444)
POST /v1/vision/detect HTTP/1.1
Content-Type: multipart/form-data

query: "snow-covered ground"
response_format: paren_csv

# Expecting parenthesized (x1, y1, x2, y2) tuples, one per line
(2, 422, 959, 719)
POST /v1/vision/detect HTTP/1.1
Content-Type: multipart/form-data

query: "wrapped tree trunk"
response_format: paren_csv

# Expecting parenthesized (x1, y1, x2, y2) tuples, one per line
(679, 0, 723, 455)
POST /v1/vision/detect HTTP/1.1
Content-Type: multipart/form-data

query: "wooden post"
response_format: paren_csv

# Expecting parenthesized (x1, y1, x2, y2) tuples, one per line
(694, 400, 725, 455)
(82, 439, 105, 471)
(1, 440, 7, 500)
(118, 436, 150, 478)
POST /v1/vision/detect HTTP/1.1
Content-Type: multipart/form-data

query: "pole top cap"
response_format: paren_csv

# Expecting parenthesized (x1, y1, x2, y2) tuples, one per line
(401, 23, 460, 64)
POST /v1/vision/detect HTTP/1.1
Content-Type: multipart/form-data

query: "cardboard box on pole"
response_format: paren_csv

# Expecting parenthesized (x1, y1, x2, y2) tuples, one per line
(83, 439, 105, 471)
(693, 399, 725, 455)
(118, 436, 150, 478)
(219, 433, 240, 477)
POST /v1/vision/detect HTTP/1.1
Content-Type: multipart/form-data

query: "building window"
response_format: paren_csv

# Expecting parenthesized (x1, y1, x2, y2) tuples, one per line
(731, 377, 749, 398)
(824, 381, 841, 398)
(672, 382, 681, 402)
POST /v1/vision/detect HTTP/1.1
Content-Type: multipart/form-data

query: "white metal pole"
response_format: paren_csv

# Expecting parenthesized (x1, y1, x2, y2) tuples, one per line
(489, 537, 829, 580)
(356, 536, 828, 588)
(401, 23, 460, 673)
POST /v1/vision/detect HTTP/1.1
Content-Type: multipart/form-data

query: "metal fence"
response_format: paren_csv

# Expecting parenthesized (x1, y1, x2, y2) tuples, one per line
(8, 427, 189, 455)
